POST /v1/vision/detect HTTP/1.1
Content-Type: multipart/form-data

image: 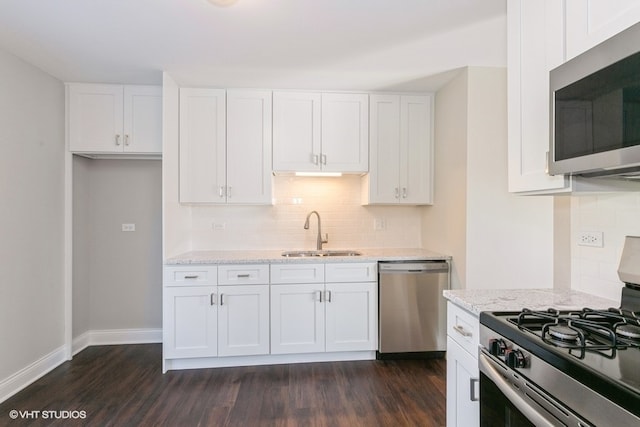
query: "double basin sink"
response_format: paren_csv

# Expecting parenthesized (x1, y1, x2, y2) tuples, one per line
(281, 250, 362, 258)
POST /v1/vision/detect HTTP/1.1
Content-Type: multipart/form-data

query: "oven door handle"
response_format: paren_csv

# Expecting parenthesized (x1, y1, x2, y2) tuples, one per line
(478, 352, 555, 427)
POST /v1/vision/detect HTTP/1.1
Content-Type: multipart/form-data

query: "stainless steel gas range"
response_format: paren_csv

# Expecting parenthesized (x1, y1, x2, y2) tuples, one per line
(478, 236, 640, 427)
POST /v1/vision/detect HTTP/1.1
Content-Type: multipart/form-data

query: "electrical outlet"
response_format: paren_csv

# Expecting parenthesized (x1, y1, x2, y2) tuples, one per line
(121, 223, 136, 232)
(374, 218, 386, 230)
(578, 231, 603, 247)
(212, 222, 226, 230)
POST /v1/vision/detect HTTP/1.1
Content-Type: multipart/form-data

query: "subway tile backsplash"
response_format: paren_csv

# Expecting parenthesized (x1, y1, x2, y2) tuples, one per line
(571, 192, 640, 300)
(188, 175, 424, 251)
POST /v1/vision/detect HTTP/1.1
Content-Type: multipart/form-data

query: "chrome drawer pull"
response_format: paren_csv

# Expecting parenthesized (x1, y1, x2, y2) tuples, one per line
(453, 325, 472, 337)
(237, 274, 250, 278)
(184, 275, 199, 279)
(210, 293, 216, 306)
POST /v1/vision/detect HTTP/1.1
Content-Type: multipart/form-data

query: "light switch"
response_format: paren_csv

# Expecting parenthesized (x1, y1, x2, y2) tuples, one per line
(122, 223, 136, 232)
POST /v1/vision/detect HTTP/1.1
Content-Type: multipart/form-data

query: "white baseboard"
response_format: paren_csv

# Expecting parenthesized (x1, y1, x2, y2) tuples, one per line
(0, 328, 161, 404)
(72, 328, 162, 355)
(0, 345, 67, 404)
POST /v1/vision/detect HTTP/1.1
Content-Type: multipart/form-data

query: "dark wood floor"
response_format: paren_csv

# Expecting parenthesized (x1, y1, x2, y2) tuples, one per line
(1, 344, 446, 426)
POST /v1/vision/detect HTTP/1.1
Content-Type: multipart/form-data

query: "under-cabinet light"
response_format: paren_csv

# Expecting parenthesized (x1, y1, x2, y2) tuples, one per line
(207, 0, 239, 7)
(294, 172, 343, 177)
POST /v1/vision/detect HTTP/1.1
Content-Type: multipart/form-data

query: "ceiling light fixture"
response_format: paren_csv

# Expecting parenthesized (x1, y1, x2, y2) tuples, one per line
(207, 0, 239, 6)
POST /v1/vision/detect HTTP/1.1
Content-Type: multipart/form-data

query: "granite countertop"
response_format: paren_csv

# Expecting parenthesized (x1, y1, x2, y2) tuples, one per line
(443, 288, 619, 315)
(166, 248, 451, 265)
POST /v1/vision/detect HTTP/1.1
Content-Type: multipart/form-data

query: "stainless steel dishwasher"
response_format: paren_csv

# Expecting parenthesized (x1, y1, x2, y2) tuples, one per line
(378, 260, 450, 358)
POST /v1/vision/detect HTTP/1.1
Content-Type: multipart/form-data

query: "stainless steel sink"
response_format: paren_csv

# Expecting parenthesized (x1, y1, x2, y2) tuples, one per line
(281, 250, 362, 257)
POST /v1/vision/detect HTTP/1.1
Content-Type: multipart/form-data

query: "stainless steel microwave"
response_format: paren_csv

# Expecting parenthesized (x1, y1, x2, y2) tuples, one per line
(549, 22, 640, 178)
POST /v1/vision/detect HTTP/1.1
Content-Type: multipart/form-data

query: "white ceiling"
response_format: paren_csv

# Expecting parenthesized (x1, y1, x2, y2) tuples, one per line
(0, 0, 507, 90)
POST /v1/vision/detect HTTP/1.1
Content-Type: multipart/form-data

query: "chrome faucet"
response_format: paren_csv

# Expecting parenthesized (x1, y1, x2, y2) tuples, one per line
(304, 210, 328, 250)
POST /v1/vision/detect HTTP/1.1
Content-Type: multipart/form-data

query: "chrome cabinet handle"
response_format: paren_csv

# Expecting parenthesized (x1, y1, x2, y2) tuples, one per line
(219, 293, 225, 306)
(402, 187, 407, 198)
(325, 290, 332, 303)
(312, 154, 319, 165)
(453, 325, 472, 337)
(115, 134, 121, 146)
(124, 134, 130, 146)
(237, 274, 250, 278)
(394, 188, 400, 199)
(317, 290, 323, 302)
(321, 154, 327, 165)
(469, 378, 479, 402)
(184, 275, 199, 279)
(219, 186, 224, 198)
(210, 293, 216, 306)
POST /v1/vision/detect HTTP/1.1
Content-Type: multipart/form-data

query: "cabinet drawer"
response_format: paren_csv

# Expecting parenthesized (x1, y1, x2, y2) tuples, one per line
(218, 264, 269, 285)
(325, 262, 376, 283)
(164, 266, 218, 286)
(447, 302, 479, 356)
(270, 264, 324, 284)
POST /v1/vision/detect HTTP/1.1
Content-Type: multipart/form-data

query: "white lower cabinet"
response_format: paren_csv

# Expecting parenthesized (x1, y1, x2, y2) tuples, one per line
(270, 262, 377, 355)
(446, 337, 479, 427)
(164, 262, 377, 370)
(270, 283, 325, 354)
(164, 265, 269, 360)
(446, 302, 480, 427)
(270, 280, 377, 354)
(325, 282, 377, 352)
(164, 285, 218, 359)
(217, 284, 270, 357)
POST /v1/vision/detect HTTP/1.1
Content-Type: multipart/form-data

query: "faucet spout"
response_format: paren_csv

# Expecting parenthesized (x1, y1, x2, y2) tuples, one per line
(304, 210, 329, 250)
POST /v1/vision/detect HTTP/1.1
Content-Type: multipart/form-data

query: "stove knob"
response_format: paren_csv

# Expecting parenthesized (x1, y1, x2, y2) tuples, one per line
(489, 339, 508, 356)
(506, 349, 527, 368)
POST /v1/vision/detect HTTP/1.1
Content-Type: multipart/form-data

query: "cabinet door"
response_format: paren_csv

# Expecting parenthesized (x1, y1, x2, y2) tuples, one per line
(217, 285, 270, 357)
(272, 91, 321, 172)
(321, 93, 369, 173)
(226, 90, 273, 204)
(163, 286, 217, 359)
(446, 337, 479, 427)
(68, 83, 123, 153)
(367, 94, 401, 203)
(179, 88, 226, 203)
(565, 0, 640, 60)
(270, 284, 325, 354)
(507, 0, 568, 193)
(325, 282, 377, 352)
(123, 85, 162, 154)
(401, 95, 433, 204)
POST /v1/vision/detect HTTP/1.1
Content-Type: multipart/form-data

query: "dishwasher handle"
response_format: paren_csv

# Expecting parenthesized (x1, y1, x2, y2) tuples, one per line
(379, 261, 449, 274)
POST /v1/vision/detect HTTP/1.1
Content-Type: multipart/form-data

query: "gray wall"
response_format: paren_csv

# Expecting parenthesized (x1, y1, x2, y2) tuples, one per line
(73, 159, 162, 334)
(0, 49, 65, 381)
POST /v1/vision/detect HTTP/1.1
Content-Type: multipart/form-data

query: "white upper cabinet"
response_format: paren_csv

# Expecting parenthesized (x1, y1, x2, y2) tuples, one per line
(272, 92, 369, 173)
(178, 88, 272, 204)
(565, 0, 640, 60)
(364, 94, 433, 204)
(272, 92, 321, 172)
(320, 93, 369, 173)
(179, 88, 226, 203)
(68, 83, 161, 155)
(507, 0, 568, 194)
(226, 90, 273, 204)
